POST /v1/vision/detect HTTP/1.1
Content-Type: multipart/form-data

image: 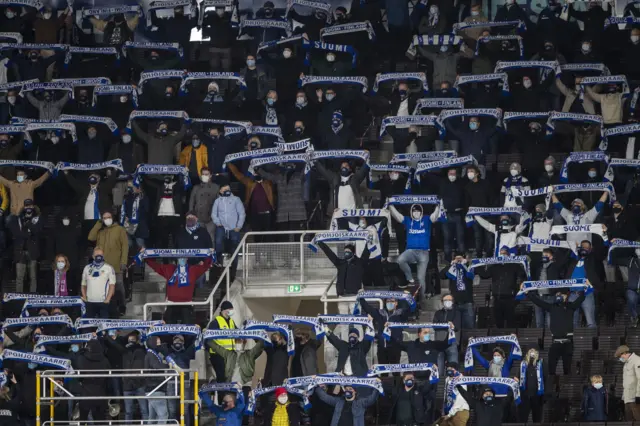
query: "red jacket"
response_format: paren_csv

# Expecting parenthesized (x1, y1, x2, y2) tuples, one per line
(146, 259, 212, 302)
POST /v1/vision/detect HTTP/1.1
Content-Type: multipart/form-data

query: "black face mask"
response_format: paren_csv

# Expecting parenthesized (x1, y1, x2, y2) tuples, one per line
(578, 248, 590, 258)
(613, 207, 622, 214)
(408, 131, 418, 139)
(500, 219, 510, 227)
(340, 168, 351, 177)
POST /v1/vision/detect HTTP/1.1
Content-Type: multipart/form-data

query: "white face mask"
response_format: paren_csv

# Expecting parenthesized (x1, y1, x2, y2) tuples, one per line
(277, 395, 288, 405)
(7, 96, 16, 104)
(412, 211, 421, 220)
(5, 11, 15, 19)
(544, 164, 554, 172)
(43, 12, 52, 19)
(588, 171, 597, 178)
(523, 80, 532, 89)
(471, 10, 480, 16)
(443, 300, 453, 309)
(122, 135, 132, 143)
(467, 172, 476, 180)
(62, 219, 70, 226)
(632, 35, 640, 43)
(235, 343, 244, 352)
(581, 43, 591, 52)
(51, 136, 60, 144)
(448, 175, 457, 182)
(283, 50, 292, 58)
(226, 309, 234, 317)
(389, 172, 399, 181)
(103, 218, 113, 227)
(17, 175, 25, 183)
(326, 53, 336, 62)
(358, 220, 366, 228)
(56, 261, 66, 270)
(510, 169, 519, 177)
(216, 8, 225, 16)
(120, 96, 128, 103)
(201, 175, 211, 183)
(296, 96, 306, 105)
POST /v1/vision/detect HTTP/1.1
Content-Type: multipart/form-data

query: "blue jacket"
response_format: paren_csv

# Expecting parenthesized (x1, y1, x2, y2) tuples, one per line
(582, 386, 607, 421)
(167, 341, 197, 369)
(211, 194, 246, 231)
(201, 392, 245, 426)
(403, 216, 433, 250)
(316, 387, 378, 426)
(472, 347, 515, 396)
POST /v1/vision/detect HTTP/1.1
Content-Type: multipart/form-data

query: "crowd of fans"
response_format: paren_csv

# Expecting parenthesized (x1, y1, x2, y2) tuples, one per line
(1, 0, 640, 425)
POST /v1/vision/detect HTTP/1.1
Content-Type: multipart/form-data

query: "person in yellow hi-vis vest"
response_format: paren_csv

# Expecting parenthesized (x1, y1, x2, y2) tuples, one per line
(207, 300, 236, 382)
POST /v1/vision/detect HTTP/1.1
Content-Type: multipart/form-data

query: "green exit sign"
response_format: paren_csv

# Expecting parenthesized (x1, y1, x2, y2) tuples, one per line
(287, 285, 302, 294)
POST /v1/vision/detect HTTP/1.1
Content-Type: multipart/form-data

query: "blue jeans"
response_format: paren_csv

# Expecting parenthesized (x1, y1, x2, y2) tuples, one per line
(124, 387, 149, 421)
(86, 302, 109, 319)
(148, 390, 168, 423)
(534, 294, 554, 328)
(458, 302, 475, 329)
(442, 213, 465, 258)
(569, 292, 596, 328)
(397, 249, 429, 293)
(215, 227, 241, 276)
(627, 289, 640, 319)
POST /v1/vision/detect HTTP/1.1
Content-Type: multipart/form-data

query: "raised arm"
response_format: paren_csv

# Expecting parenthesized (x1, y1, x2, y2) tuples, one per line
(585, 192, 608, 221)
(388, 205, 405, 223)
(430, 204, 441, 223)
(317, 241, 340, 266)
(32, 171, 50, 188)
(474, 215, 496, 234)
(227, 163, 252, 185)
(526, 291, 552, 311)
(472, 347, 490, 368)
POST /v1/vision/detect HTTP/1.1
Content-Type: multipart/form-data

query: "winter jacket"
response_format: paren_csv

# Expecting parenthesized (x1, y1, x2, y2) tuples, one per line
(131, 119, 187, 165)
(121, 193, 150, 239)
(566, 255, 604, 290)
(445, 120, 498, 164)
(359, 299, 408, 345)
(257, 167, 307, 223)
(207, 339, 264, 384)
(415, 50, 462, 87)
(555, 79, 596, 114)
(318, 241, 370, 296)
(168, 340, 198, 370)
(614, 255, 640, 293)
(203, 133, 243, 174)
(582, 385, 608, 421)
(291, 338, 320, 377)
(0, 173, 50, 215)
(0, 383, 20, 426)
(201, 12, 237, 48)
(201, 392, 245, 426)
(315, 162, 368, 214)
(325, 331, 372, 376)
(52, 214, 81, 263)
(107, 140, 145, 175)
(211, 194, 246, 231)
(238, 65, 269, 101)
(456, 385, 511, 426)
(439, 264, 474, 304)
(315, 387, 378, 426)
(478, 263, 526, 297)
(389, 382, 433, 425)
(9, 208, 44, 259)
(103, 339, 147, 391)
(25, 93, 69, 120)
(586, 87, 624, 124)
(0, 139, 23, 179)
(622, 352, 640, 403)
(227, 163, 275, 210)
(264, 342, 290, 386)
(465, 178, 494, 207)
(527, 292, 585, 338)
(76, 340, 112, 396)
(145, 179, 185, 217)
(64, 172, 117, 216)
(87, 221, 129, 269)
(189, 182, 219, 224)
(263, 401, 303, 426)
(146, 258, 211, 302)
(144, 339, 171, 391)
(76, 136, 107, 164)
(394, 337, 449, 375)
(179, 145, 208, 178)
(175, 225, 213, 253)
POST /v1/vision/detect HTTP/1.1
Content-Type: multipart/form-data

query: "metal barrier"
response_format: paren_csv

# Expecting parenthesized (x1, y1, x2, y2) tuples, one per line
(43, 422, 180, 426)
(36, 369, 199, 426)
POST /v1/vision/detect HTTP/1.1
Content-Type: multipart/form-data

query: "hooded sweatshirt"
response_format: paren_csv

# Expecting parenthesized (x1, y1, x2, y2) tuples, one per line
(76, 340, 112, 395)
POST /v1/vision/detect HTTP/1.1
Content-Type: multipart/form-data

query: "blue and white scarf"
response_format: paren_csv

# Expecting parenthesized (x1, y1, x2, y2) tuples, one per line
(19, 82, 73, 98)
(520, 359, 544, 395)
(454, 73, 509, 94)
(413, 98, 463, 114)
(202, 329, 271, 345)
(580, 75, 630, 97)
(367, 363, 438, 382)
(502, 112, 550, 131)
(97, 320, 165, 335)
(465, 206, 523, 226)
(384, 195, 446, 221)
(180, 72, 247, 93)
(34, 333, 95, 349)
(82, 5, 141, 16)
(247, 385, 310, 414)
(550, 224, 609, 243)
(198, 382, 241, 395)
(406, 34, 462, 59)
(302, 39, 357, 68)
(329, 208, 390, 232)
(286, 0, 332, 22)
(308, 230, 372, 252)
(275, 138, 312, 153)
(21, 297, 86, 318)
(248, 153, 309, 178)
(380, 115, 436, 138)
(516, 279, 591, 300)
(259, 34, 306, 54)
(317, 314, 375, 338)
(148, 324, 202, 349)
(52, 78, 112, 89)
(222, 147, 282, 169)
(0, 43, 67, 52)
(145, 0, 194, 27)
(24, 122, 77, 146)
(415, 155, 477, 178)
(383, 322, 455, 344)
(353, 291, 416, 313)
(559, 151, 609, 182)
(0, 125, 26, 137)
(436, 108, 502, 136)
(560, 63, 610, 75)
(245, 320, 295, 355)
(551, 182, 616, 203)
(133, 164, 191, 190)
(92, 84, 138, 107)
(126, 110, 190, 131)
(320, 21, 375, 41)
(464, 335, 522, 370)
(64, 46, 119, 66)
(120, 193, 140, 225)
(0, 32, 22, 43)
(372, 72, 428, 94)
(307, 376, 383, 393)
(0, 0, 43, 8)
(137, 70, 185, 93)
(607, 239, 640, 264)
(309, 149, 369, 163)
(516, 236, 576, 254)
(3, 293, 58, 302)
(604, 16, 640, 28)
(603, 123, 640, 152)
(390, 151, 456, 164)
(198, 0, 236, 26)
(135, 248, 215, 265)
(368, 164, 411, 191)
(239, 18, 292, 35)
(191, 118, 252, 136)
(445, 262, 474, 291)
(272, 314, 323, 338)
(168, 264, 189, 287)
(75, 318, 162, 331)
(285, 373, 341, 388)
(0, 349, 72, 370)
(494, 60, 561, 76)
(250, 126, 284, 142)
(453, 19, 526, 32)
(445, 376, 520, 413)
(604, 158, 640, 182)
(546, 112, 604, 147)
(470, 256, 530, 279)
(124, 42, 184, 59)
(2, 314, 73, 332)
(299, 75, 368, 93)
(476, 36, 524, 58)
(0, 79, 39, 92)
(0, 159, 55, 174)
(59, 115, 118, 134)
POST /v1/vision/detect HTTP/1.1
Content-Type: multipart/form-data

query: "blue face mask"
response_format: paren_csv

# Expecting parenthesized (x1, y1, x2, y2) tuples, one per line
(28, 363, 37, 370)
(555, 295, 564, 304)
(94, 255, 104, 264)
(178, 258, 187, 266)
(422, 334, 430, 342)
(344, 251, 354, 260)
(593, 383, 603, 389)
(469, 122, 479, 131)
(386, 302, 395, 311)
(484, 395, 494, 402)
(572, 205, 582, 215)
(493, 356, 503, 364)
(246, 59, 256, 67)
(108, 330, 117, 337)
(267, 98, 275, 106)
(344, 391, 353, 399)
(446, 370, 456, 377)
(541, 256, 550, 263)
(71, 344, 80, 353)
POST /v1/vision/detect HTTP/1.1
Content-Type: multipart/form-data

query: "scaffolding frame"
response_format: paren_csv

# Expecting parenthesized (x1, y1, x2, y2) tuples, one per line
(36, 369, 200, 426)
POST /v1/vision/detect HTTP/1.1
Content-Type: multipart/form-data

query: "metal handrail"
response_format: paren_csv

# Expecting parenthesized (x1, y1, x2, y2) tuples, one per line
(143, 230, 327, 320)
(42, 423, 180, 426)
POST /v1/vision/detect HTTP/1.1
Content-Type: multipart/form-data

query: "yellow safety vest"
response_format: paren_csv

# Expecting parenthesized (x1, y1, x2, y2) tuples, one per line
(210, 315, 236, 353)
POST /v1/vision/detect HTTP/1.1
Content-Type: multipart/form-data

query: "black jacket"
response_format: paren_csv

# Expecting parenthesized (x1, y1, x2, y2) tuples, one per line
(605, 213, 638, 264)
(264, 342, 290, 386)
(566, 255, 604, 291)
(144, 339, 170, 391)
(433, 307, 462, 333)
(456, 385, 512, 426)
(9, 208, 44, 259)
(389, 382, 433, 425)
(359, 300, 408, 345)
(52, 212, 82, 263)
(202, 12, 237, 48)
(394, 338, 449, 378)
(478, 263, 526, 297)
(439, 265, 474, 304)
(64, 172, 117, 215)
(528, 292, 586, 338)
(0, 383, 20, 426)
(103, 338, 147, 391)
(371, 176, 409, 208)
(325, 331, 371, 376)
(317, 241, 370, 296)
(465, 178, 494, 207)
(76, 340, 112, 396)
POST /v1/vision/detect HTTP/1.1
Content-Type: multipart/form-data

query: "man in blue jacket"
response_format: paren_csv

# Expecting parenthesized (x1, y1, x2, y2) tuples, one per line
(200, 385, 245, 426)
(211, 184, 246, 280)
(316, 382, 379, 426)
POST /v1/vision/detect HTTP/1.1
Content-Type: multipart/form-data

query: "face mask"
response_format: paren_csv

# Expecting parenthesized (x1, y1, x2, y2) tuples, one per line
(510, 169, 519, 177)
(326, 53, 336, 62)
(422, 334, 430, 342)
(158, 128, 168, 136)
(192, 140, 200, 148)
(6, 11, 15, 18)
(446, 370, 455, 377)
(408, 131, 418, 140)
(222, 190, 231, 197)
(274, 394, 288, 404)
(386, 302, 395, 311)
(484, 395, 494, 402)
(103, 218, 113, 227)
(389, 172, 399, 181)
(632, 35, 640, 43)
(120, 96, 128, 103)
(340, 167, 351, 177)
(578, 248, 590, 258)
(7, 96, 16, 104)
(399, 89, 407, 98)
(295, 127, 304, 135)
(443, 300, 453, 309)
(51, 136, 59, 144)
(201, 175, 211, 183)
(544, 164, 554, 172)
(348, 336, 357, 345)
(493, 356, 503, 363)
(165, 92, 173, 99)
(326, 93, 335, 101)
(107, 330, 116, 337)
(226, 309, 234, 317)
(541, 256, 550, 263)
(469, 122, 478, 131)
(467, 172, 476, 180)
(210, 134, 219, 141)
(404, 379, 414, 388)
(500, 219, 510, 227)
(283, 50, 292, 58)
(246, 59, 256, 67)
(28, 363, 37, 370)
(555, 296, 564, 304)
(344, 251, 354, 260)
(71, 344, 80, 353)
(442, 173, 456, 183)
(172, 342, 184, 351)
(344, 391, 353, 399)
(593, 383, 603, 389)
(267, 98, 275, 106)
(249, 141, 259, 150)
(87, 130, 97, 139)
(358, 220, 366, 228)
(88, 176, 98, 185)
(216, 8, 225, 16)
(62, 219, 70, 226)
(412, 211, 421, 220)
(582, 43, 591, 53)
(588, 171, 597, 178)
(128, 337, 137, 344)
(572, 205, 582, 215)
(620, 357, 627, 363)
(613, 207, 622, 214)
(296, 96, 306, 105)
(523, 80, 532, 89)
(471, 10, 480, 16)
(57, 261, 66, 270)
(17, 175, 26, 183)
(178, 258, 187, 266)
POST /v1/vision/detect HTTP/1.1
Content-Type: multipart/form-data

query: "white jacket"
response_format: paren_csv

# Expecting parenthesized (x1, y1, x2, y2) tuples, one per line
(528, 218, 553, 252)
(622, 353, 640, 403)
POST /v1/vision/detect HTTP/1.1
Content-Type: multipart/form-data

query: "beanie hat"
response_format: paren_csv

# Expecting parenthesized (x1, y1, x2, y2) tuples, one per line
(332, 110, 343, 121)
(348, 327, 360, 337)
(221, 301, 233, 311)
(447, 361, 459, 370)
(275, 387, 288, 397)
